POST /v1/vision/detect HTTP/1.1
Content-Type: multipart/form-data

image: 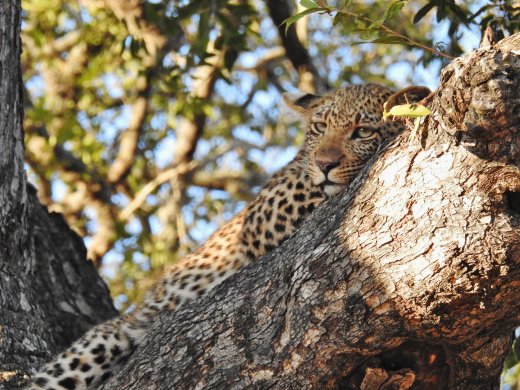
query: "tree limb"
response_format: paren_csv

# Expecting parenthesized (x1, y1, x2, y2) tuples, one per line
(119, 161, 197, 221)
(101, 0, 181, 185)
(156, 44, 227, 255)
(191, 169, 267, 199)
(103, 0, 168, 59)
(100, 34, 520, 390)
(24, 119, 116, 267)
(265, 0, 327, 93)
(106, 74, 151, 185)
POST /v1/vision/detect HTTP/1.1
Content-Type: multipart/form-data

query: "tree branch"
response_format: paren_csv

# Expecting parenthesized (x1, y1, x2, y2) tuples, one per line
(119, 137, 267, 221)
(25, 0, 182, 266)
(156, 44, 227, 255)
(100, 34, 520, 390)
(24, 120, 116, 267)
(103, 0, 168, 59)
(100, 0, 181, 185)
(265, 0, 327, 93)
(119, 161, 197, 221)
(106, 74, 151, 185)
(191, 169, 267, 199)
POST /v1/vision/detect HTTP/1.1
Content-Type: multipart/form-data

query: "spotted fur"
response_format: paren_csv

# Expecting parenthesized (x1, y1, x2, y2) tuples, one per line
(29, 84, 404, 389)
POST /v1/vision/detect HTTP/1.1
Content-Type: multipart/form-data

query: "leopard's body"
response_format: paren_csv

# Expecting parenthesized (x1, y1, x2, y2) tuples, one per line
(30, 84, 404, 390)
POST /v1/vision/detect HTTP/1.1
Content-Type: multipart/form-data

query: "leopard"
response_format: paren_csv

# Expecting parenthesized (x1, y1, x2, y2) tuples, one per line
(29, 83, 409, 390)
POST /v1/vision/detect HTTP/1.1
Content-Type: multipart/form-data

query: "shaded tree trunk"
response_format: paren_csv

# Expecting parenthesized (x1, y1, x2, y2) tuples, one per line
(0, 2, 116, 388)
(2, 0, 519, 387)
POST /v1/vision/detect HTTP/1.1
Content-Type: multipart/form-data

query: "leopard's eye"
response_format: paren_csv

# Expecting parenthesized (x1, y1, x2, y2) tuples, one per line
(352, 127, 375, 139)
(311, 121, 327, 135)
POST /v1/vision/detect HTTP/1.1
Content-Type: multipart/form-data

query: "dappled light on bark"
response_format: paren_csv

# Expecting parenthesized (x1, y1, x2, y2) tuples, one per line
(2, 0, 520, 386)
(93, 34, 520, 390)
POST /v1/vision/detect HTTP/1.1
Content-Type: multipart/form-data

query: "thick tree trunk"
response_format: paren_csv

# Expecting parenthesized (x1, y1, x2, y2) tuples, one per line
(97, 35, 520, 389)
(3, 0, 520, 386)
(0, 2, 116, 389)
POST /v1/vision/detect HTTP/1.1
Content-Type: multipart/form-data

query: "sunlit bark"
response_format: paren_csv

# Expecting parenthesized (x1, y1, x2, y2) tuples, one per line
(98, 35, 520, 390)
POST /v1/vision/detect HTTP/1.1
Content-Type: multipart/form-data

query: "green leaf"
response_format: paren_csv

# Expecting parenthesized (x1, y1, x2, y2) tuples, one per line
(224, 48, 238, 71)
(381, 0, 405, 23)
(283, 8, 321, 35)
(343, 0, 352, 9)
(353, 15, 368, 29)
(194, 10, 210, 57)
(214, 35, 224, 50)
(367, 36, 406, 44)
(383, 103, 431, 120)
(373, 37, 405, 44)
(333, 12, 348, 26)
(413, 1, 436, 24)
(504, 342, 519, 370)
(337, 16, 358, 33)
(175, 2, 206, 19)
(447, 1, 469, 24)
(435, 3, 446, 23)
(300, 0, 317, 9)
(358, 27, 381, 41)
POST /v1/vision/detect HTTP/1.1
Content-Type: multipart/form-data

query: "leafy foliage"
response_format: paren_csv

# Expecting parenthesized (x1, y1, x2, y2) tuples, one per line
(288, 0, 519, 61)
(21, 0, 517, 314)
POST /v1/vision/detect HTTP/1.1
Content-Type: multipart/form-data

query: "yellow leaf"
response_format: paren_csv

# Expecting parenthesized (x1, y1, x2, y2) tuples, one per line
(383, 103, 431, 120)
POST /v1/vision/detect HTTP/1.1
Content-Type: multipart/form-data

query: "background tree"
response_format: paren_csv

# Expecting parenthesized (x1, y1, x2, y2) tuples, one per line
(21, 0, 518, 310)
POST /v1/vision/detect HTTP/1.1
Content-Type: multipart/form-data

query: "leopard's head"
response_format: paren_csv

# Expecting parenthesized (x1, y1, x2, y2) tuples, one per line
(284, 84, 403, 197)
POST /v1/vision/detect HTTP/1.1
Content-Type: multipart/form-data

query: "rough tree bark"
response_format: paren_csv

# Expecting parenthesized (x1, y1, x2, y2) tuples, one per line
(0, 2, 116, 389)
(96, 35, 520, 389)
(2, 0, 520, 387)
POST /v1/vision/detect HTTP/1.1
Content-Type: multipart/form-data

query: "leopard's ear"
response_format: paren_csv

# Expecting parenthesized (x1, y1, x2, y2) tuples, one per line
(283, 92, 322, 113)
(385, 86, 432, 110)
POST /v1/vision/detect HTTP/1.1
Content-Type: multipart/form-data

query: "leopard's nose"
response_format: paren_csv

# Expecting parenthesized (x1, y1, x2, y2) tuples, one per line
(315, 147, 344, 175)
(316, 159, 340, 175)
